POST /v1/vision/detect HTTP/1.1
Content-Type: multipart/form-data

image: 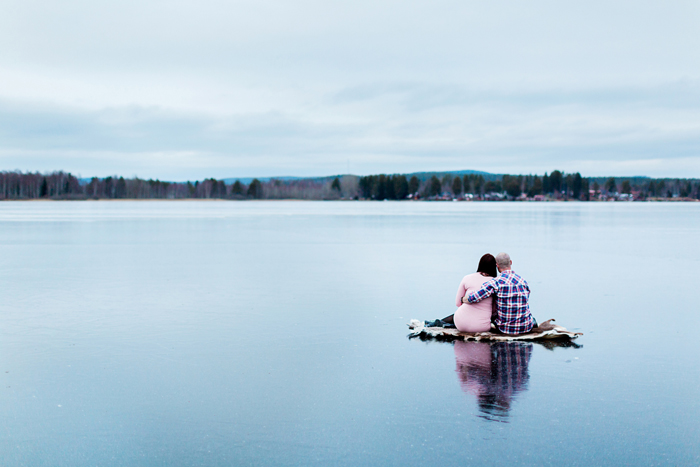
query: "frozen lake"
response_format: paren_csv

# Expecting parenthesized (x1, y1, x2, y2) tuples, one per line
(0, 200, 698, 466)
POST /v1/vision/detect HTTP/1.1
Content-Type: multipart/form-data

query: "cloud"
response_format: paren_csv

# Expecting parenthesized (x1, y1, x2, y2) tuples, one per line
(1, 78, 699, 179)
(0, 0, 699, 177)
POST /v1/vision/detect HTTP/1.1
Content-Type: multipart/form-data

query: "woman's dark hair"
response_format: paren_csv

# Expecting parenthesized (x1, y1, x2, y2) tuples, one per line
(476, 253, 498, 277)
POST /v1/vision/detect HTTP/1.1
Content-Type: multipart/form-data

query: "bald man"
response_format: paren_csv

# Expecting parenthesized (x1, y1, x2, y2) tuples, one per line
(462, 252, 536, 334)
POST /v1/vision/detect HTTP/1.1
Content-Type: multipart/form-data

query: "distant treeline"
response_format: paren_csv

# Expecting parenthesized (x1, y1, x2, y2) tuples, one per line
(359, 171, 699, 200)
(1, 170, 698, 201)
(0, 171, 349, 200)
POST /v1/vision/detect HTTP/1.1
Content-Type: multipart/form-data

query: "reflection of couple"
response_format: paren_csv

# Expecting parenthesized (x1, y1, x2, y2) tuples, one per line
(454, 341, 532, 420)
(442, 252, 537, 334)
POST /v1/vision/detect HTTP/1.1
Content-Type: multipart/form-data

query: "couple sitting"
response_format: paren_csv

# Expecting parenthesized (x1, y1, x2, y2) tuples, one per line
(432, 252, 537, 335)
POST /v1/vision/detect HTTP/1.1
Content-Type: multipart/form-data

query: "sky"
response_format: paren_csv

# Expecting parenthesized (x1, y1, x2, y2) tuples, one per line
(1, 0, 699, 180)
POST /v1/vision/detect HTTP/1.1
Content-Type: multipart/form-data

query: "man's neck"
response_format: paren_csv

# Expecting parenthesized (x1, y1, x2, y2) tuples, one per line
(498, 267, 512, 274)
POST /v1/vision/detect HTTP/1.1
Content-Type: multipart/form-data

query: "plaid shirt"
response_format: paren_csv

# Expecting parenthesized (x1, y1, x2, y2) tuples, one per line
(466, 269, 535, 335)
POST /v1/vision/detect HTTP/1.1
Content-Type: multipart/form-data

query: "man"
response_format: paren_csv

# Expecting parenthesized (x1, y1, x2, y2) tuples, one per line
(462, 252, 536, 335)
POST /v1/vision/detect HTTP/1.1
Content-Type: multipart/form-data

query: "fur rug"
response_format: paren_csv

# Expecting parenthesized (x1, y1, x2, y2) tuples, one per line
(407, 318, 582, 342)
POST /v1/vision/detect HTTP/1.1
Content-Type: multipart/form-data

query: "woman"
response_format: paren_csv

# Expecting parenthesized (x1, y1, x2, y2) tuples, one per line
(435, 254, 497, 332)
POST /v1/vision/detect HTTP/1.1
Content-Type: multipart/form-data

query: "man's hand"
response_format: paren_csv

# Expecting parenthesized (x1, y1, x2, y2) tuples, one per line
(461, 297, 468, 304)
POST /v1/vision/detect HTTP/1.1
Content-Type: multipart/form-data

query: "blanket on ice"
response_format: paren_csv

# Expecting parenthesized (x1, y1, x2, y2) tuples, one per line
(407, 318, 582, 342)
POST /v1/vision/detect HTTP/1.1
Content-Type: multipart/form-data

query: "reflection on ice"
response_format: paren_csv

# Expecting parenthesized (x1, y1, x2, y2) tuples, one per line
(454, 340, 579, 422)
(454, 341, 532, 422)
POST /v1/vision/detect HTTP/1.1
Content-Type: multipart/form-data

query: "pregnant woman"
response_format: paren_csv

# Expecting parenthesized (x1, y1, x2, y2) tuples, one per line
(429, 254, 497, 332)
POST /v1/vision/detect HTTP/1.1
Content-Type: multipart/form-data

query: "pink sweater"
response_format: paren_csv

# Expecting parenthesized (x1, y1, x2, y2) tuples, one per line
(453, 273, 493, 332)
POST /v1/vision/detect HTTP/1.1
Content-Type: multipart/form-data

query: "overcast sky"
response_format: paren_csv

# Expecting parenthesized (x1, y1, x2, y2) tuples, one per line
(1, 0, 699, 180)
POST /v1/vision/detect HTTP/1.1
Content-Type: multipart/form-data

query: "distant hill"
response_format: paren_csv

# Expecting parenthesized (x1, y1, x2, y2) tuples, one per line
(221, 176, 304, 184)
(398, 169, 495, 182)
(83, 171, 680, 187)
(222, 170, 495, 184)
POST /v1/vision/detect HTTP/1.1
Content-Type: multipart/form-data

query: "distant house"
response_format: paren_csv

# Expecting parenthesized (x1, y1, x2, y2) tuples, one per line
(483, 192, 506, 201)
